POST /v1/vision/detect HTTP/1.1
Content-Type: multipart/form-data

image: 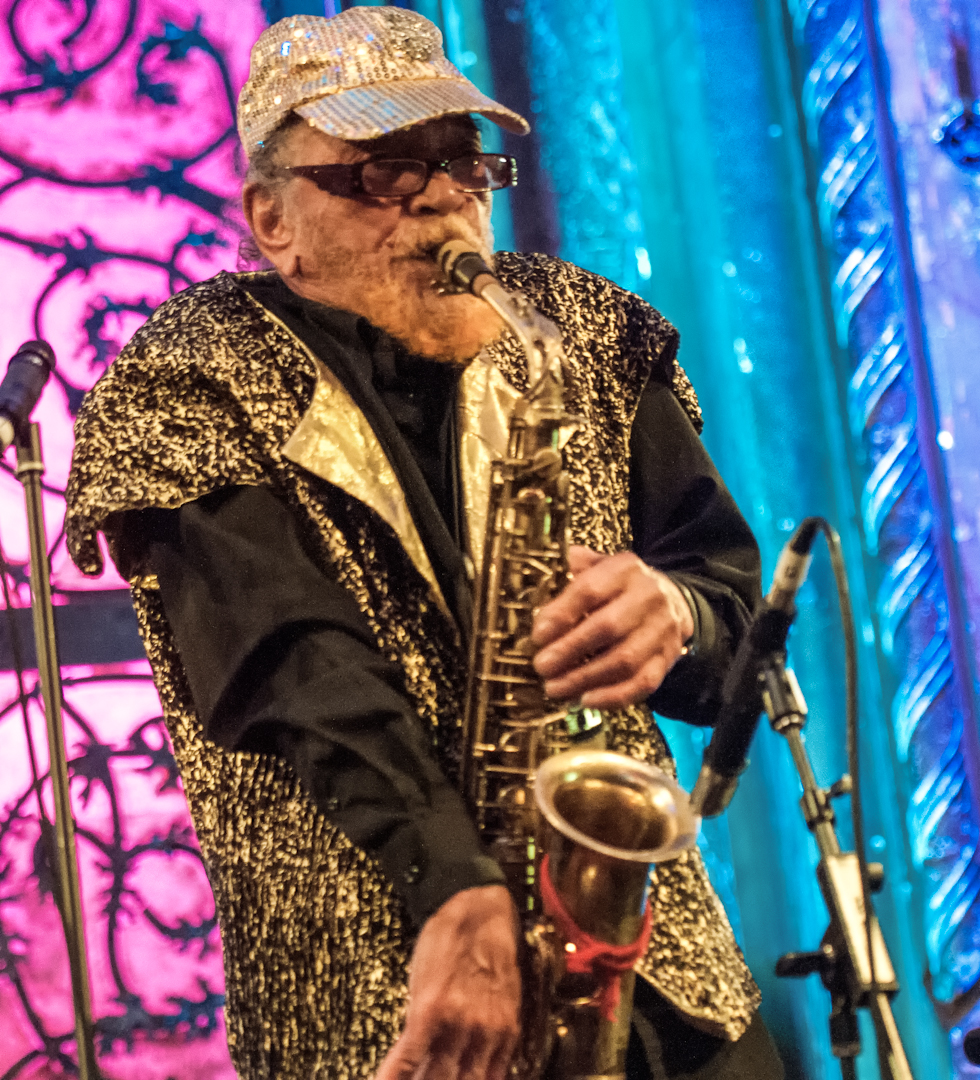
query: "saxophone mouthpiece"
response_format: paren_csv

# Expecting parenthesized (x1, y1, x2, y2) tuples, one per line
(436, 241, 495, 295)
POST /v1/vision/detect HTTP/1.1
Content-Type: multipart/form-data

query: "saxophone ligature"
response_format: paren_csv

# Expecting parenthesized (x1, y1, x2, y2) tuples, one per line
(436, 242, 700, 1080)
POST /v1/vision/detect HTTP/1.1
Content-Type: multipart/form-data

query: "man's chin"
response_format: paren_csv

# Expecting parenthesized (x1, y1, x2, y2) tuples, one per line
(373, 270, 504, 363)
(393, 299, 504, 364)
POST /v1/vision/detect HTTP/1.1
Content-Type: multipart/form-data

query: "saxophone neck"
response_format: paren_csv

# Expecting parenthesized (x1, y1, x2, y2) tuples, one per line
(477, 279, 565, 392)
(435, 240, 565, 390)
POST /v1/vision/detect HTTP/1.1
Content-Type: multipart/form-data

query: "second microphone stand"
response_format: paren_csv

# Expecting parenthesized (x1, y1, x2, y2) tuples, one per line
(15, 422, 101, 1078)
(762, 653, 913, 1080)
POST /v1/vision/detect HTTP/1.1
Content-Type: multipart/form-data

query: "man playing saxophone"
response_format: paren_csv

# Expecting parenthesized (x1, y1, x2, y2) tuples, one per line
(66, 9, 783, 1080)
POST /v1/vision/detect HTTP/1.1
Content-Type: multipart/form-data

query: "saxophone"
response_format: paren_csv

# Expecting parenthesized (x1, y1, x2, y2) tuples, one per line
(436, 243, 699, 1080)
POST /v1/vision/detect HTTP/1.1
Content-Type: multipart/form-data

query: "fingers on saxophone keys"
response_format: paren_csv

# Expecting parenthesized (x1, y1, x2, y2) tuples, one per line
(536, 628, 612, 680)
(579, 666, 669, 709)
(531, 606, 568, 649)
(546, 630, 675, 706)
(534, 594, 640, 679)
(533, 561, 616, 648)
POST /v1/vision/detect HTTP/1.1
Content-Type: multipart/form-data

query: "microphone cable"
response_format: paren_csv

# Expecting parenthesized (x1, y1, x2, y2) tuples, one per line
(809, 517, 876, 997)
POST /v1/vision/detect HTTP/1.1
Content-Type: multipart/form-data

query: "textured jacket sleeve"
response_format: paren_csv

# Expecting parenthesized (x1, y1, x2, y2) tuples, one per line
(138, 484, 505, 928)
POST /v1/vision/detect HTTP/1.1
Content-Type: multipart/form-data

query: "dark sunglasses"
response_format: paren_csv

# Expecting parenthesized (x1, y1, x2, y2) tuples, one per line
(285, 154, 517, 198)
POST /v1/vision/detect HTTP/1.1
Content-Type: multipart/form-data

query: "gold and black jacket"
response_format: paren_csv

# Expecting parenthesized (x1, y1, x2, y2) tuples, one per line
(66, 253, 761, 1079)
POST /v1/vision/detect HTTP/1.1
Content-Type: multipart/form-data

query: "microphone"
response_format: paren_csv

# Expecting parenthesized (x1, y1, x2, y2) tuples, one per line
(0, 340, 55, 452)
(690, 517, 821, 817)
(438, 240, 493, 289)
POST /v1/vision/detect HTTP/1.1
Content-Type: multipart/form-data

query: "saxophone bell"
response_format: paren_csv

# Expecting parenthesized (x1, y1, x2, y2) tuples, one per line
(533, 752, 699, 1080)
(534, 750, 699, 871)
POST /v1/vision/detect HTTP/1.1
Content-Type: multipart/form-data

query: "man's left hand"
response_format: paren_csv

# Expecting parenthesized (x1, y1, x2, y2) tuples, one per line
(531, 546, 694, 709)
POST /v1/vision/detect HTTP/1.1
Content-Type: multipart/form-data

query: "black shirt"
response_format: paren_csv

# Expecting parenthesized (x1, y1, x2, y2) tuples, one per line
(140, 275, 761, 928)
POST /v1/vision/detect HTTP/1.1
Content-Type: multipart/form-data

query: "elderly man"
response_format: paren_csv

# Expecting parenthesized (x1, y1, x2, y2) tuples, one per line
(67, 8, 782, 1080)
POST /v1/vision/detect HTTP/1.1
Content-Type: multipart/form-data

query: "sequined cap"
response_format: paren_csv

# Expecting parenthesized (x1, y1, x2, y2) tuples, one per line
(237, 9, 529, 156)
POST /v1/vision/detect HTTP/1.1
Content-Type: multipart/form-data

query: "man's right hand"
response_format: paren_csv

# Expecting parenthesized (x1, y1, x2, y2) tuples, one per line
(375, 884, 521, 1080)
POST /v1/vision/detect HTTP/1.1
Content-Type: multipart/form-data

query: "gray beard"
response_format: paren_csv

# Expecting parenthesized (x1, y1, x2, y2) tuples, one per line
(315, 217, 504, 363)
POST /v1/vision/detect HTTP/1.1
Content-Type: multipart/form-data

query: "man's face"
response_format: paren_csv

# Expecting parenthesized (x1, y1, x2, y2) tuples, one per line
(244, 114, 503, 363)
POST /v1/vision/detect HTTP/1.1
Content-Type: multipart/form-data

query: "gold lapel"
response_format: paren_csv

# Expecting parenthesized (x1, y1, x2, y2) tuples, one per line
(283, 357, 451, 622)
(457, 355, 520, 578)
(457, 356, 581, 577)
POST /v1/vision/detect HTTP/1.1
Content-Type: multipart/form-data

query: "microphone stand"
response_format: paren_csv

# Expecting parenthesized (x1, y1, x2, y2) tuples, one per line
(762, 652, 913, 1079)
(14, 422, 101, 1078)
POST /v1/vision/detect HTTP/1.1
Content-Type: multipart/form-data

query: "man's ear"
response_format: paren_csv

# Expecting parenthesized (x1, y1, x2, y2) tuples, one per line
(242, 183, 293, 269)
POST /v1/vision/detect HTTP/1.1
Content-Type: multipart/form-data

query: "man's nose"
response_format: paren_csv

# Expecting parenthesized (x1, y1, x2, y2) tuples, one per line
(408, 167, 470, 214)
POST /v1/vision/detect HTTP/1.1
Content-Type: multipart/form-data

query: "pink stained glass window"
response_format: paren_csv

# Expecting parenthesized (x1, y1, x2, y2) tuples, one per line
(0, 0, 268, 1072)
(0, 663, 235, 1078)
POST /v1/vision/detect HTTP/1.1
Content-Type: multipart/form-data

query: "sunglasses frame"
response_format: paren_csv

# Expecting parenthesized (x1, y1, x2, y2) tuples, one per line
(285, 154, 518, 198)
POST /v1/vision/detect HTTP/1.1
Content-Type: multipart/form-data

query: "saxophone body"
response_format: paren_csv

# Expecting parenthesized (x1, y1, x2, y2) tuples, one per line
(437, 243, 698, 1080)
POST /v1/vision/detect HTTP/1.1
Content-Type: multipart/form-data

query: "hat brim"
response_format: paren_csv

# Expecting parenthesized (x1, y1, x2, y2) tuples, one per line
(295, 78, 530, 141)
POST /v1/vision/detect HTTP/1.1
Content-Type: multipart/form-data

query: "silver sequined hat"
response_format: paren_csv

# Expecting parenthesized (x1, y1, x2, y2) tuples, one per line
(238, 8, 530, 158)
